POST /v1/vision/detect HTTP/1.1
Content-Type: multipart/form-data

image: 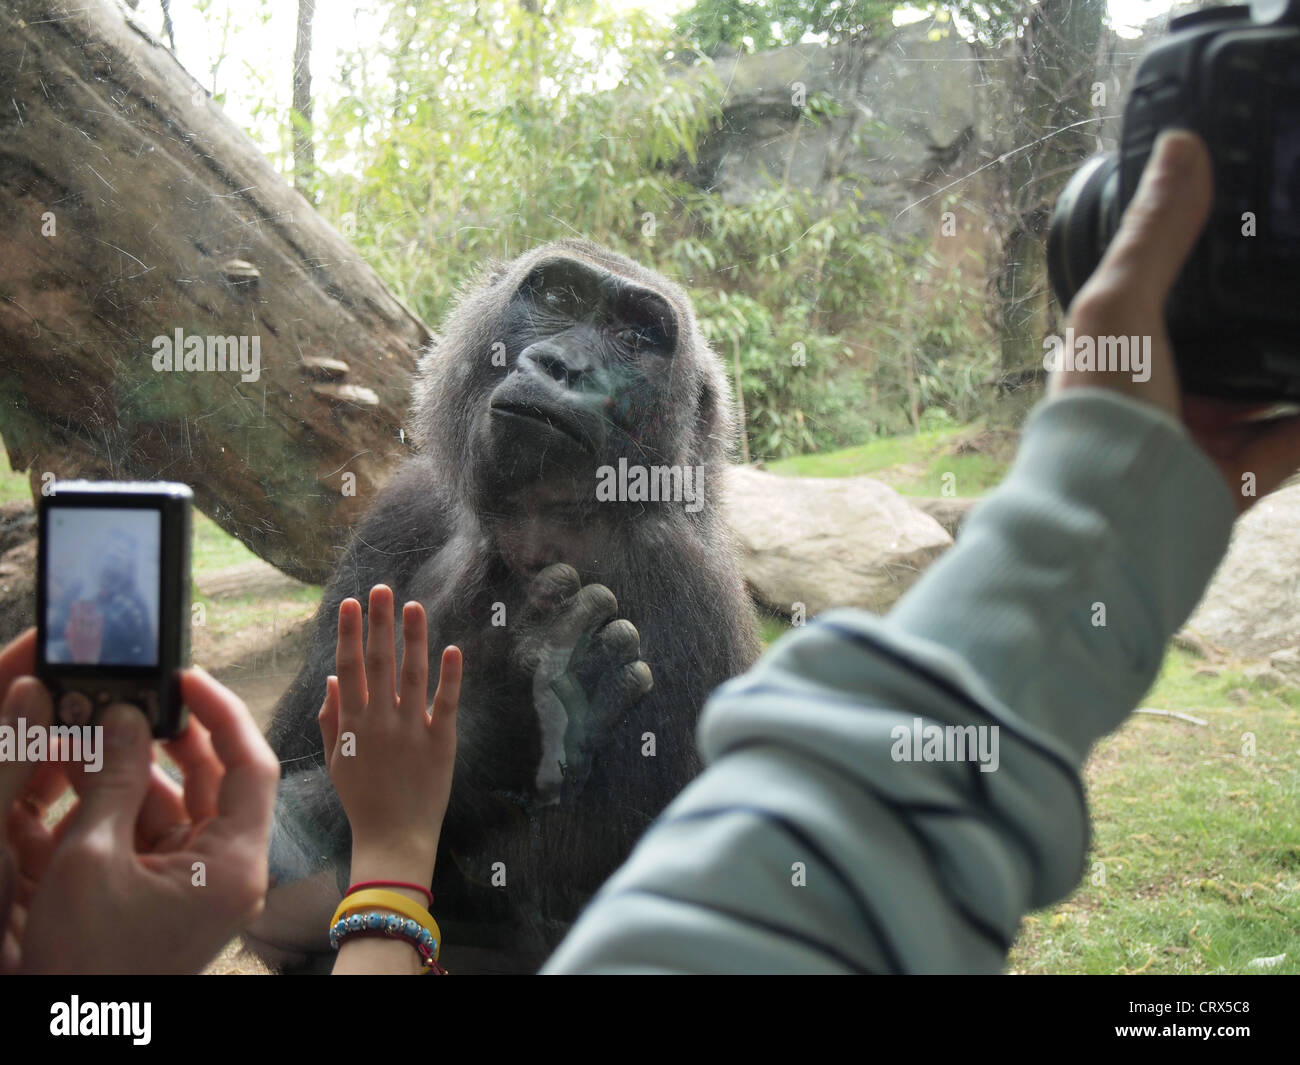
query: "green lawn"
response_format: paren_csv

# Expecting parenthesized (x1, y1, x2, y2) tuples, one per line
(1009, 648, 1300, 974)
(767, 423, 1012, 497)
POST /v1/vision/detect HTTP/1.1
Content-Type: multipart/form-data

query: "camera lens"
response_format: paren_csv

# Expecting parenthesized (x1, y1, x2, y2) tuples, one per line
(1047, 153, 1121, 311)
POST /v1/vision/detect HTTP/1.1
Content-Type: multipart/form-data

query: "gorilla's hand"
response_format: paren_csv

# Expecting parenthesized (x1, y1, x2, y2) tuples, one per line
(514, 563, 653, 806)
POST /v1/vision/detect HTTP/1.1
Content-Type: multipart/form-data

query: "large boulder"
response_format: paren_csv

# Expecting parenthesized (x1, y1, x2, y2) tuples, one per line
(727, 465, 952, 617)
(1185, 483, 1300, 658)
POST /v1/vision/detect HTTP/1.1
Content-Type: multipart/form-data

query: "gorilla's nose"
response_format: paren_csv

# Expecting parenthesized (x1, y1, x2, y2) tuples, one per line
(519, 340, 600, 391)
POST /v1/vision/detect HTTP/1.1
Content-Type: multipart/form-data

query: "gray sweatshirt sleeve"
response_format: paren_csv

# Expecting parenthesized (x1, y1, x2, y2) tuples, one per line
(542, 389, 1237, 974)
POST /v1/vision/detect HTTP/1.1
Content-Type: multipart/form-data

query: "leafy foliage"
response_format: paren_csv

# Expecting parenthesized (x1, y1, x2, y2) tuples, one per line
(286, 0, 996, 460)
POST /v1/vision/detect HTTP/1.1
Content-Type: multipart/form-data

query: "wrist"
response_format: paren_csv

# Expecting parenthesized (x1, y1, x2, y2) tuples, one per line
(349, 841, 437, 896)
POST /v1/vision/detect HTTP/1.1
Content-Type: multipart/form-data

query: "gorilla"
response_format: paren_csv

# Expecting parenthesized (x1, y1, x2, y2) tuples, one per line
(252, 238, 760, 973)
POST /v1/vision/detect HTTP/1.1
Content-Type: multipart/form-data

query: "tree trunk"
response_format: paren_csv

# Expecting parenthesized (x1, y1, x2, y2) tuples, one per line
(992, 0, 1106, 424)
(0, 0, 430, 584)
(292, 0, 316, 196)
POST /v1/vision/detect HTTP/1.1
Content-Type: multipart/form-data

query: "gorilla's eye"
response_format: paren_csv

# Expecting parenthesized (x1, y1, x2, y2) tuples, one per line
(541, 287, 577, 313)
(616, 326, 659, 350)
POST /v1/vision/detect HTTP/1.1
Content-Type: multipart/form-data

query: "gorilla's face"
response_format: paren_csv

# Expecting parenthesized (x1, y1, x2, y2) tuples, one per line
(473, 256, 680, 502)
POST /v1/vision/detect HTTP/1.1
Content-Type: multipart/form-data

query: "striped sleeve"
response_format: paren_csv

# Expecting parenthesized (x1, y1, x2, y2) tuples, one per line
(542, 389, 1236, 974)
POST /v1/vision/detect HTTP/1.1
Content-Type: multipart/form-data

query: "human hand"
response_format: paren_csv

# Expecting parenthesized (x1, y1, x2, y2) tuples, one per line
(317, 586, 461, 891)
(0, 629, 68, 971)
(1055, 129, 1300, 512)
(12, 667, 279, 974)
(64, 601, 103, 663)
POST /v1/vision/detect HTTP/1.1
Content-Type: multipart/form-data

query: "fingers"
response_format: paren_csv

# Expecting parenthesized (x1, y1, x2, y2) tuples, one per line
(399, 602, 428, 718)
(131, 765, 191, 852)
(0, 629, 37, 705)
(0, 678, 53, 816)
(176, 667, 279, 835)
(317, 674, 340, 754)
(1078, 130, 1213, 313)
(550, 584, 618, 653)
(364, 585, 398, 711)
(519, 563, 581, 626)
(594, 618, 640, 663)
(431, 645, 462, 724)
(335, 597, 367, 714)
(162, 713, 222, 824)
(60, 704, 153, 851)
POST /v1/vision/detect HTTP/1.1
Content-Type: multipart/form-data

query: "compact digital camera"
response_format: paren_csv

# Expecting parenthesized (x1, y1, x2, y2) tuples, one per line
(36, 481, 193, 739)
(1048, 0, 1300, 400)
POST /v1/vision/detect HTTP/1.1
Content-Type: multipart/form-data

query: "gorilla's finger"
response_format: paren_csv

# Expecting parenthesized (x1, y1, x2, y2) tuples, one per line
(550, 584, 619, 652)
(519, 563, 581, 625)
(593, 618, 641, 665)
(335, 598, 367, 716)
(399, 601, 429, 717)
(592, 660, 654, 718)
(365, 585, 398, 710)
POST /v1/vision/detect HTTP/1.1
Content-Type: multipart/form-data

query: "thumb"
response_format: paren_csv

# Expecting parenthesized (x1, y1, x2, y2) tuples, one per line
(65, 703, 152, 849)
(1085, 129, 1213, 311)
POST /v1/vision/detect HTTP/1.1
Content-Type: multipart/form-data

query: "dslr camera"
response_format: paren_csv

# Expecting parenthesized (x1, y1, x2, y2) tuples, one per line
(1048, 0, 1300, 400)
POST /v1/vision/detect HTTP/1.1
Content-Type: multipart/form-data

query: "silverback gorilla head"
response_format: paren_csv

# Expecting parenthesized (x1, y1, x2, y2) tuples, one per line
(410, 240, 734, 571)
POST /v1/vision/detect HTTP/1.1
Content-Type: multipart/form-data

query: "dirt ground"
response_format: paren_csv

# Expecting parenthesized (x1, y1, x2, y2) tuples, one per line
(190, 561, 319, 975)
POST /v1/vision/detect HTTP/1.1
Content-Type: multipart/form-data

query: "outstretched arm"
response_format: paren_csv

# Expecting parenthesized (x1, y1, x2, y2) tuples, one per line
(544, 131, 1300, 974)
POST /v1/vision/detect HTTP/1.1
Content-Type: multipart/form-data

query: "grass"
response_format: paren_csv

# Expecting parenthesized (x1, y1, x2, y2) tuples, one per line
(767, 423, 1012, 497)
(192, 510, 265, 572)
(1008, 648, 1300, 974)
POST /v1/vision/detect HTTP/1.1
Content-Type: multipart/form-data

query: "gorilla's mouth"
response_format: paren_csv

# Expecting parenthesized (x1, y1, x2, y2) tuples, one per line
(490, 400, 593, 451)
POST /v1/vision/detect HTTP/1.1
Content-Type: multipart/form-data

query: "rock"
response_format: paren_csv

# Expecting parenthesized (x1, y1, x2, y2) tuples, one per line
(1243, 663, 1287, 691)
(690, 23, 986, 241)
(911, 496, 979, 538)
(1172, 629, 1219, 660)
(1186, 484, 1300, 657)
(727, 465, 952, 618)
(1245, 953, 1286, 970)
(1268, 646, 1300, 684)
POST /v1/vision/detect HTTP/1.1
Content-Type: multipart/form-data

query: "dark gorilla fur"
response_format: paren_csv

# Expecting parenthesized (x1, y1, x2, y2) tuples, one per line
(257, 238, 759, 972)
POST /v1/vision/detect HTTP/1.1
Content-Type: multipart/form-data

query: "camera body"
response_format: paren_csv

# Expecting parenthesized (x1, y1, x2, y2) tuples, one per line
(37, 481, 193, 740)
(1047, 0, 1300, 400)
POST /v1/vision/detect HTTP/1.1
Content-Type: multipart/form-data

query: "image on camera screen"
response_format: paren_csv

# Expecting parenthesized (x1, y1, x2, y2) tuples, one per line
(1273, 102, 1300, 240)
(44, 508, 161, 668)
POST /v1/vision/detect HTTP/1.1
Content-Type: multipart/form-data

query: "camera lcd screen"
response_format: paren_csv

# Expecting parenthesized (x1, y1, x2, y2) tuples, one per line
(44, 507, 162, 668)
(1272, 101, 1300, 241)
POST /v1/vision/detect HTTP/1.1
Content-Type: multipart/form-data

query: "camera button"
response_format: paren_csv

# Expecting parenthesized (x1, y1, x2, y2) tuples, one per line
(58, 691, 93, 727)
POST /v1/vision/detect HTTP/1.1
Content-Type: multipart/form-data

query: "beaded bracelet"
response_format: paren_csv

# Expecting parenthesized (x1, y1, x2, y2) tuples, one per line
(330, 887, 445, 972)
(330, 910, 441, 973)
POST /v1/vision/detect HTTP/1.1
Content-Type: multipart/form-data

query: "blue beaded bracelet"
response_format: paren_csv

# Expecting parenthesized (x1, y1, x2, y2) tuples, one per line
(330, 910, 440, 967)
